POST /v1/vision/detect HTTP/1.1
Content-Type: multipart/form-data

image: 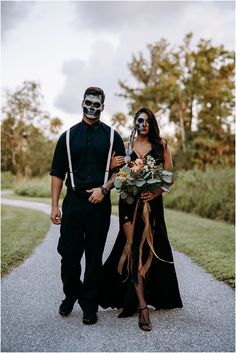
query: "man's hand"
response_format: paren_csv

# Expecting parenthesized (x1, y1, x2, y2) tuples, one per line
(51, 206, 62, 224)
(86, 187, 104, 204)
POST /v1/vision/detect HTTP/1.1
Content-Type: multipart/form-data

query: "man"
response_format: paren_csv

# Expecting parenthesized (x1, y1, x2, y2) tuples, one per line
(50, 87, 125, 325)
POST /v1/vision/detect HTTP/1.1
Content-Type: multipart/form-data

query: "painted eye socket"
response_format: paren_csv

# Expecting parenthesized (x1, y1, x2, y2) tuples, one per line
(136, 117, 149, 125)
(85, 100, 101, 108)
(93, 102, 102, 108)
(137, 117, 144, 124)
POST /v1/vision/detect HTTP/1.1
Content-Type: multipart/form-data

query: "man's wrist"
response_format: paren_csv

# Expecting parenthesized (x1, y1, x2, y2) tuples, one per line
(52, 204, 59, 208)
(100, 185, 109, 196)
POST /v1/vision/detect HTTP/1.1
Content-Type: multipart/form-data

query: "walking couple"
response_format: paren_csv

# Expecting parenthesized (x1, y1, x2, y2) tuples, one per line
(50, 86, 183, 332)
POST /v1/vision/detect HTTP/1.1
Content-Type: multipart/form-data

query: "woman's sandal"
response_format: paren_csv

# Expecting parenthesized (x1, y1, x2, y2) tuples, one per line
(138, 306, 152, 331)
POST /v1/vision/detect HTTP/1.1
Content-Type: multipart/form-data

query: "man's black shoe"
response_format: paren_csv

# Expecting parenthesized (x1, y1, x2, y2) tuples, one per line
(82, 311, 97, 325)
(59, 297, 77, 316)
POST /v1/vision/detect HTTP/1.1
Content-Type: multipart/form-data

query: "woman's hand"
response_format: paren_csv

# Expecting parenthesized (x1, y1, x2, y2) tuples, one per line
(110, 151, 125, 170)
(141, 188, 163, 202)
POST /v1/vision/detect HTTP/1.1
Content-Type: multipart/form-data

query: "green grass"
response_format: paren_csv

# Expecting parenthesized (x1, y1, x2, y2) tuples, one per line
(1, 205, 51, 277)
(165, 208, 235, 288)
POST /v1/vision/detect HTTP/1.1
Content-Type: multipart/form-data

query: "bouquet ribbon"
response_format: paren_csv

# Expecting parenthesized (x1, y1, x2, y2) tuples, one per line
(117, 199, 174, 280)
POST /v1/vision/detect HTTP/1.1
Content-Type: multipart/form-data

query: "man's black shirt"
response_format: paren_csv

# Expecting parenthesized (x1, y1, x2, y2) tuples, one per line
(50, 119, 125, 190)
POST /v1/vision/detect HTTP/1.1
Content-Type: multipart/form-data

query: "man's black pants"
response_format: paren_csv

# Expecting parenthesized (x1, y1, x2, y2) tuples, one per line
(57, 190, 111, 313)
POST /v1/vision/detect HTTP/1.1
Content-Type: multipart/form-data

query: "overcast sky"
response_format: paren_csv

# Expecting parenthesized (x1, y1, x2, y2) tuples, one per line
(1, 0, 235, 133)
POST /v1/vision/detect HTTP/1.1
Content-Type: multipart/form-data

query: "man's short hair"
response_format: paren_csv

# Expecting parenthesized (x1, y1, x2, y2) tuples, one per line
(83, 87, 105, 104)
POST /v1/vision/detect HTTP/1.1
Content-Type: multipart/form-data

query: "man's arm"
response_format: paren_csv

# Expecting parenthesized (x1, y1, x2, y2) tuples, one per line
(51, 176, 63, 224)
(87, 130, 125, 204)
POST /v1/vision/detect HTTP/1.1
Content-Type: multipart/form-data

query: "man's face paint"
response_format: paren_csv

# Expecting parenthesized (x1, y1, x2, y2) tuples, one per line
(82, 94, 103, 120)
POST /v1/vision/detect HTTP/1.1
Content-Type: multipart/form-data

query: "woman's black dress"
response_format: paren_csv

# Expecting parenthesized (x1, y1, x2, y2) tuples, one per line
(99, 144, 183, 312)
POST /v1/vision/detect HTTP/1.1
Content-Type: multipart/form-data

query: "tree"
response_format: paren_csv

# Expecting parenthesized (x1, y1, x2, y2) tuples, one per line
(1, 81, 63, 176)
(111, 112, 128, 136)
(118, 33, 235, 168)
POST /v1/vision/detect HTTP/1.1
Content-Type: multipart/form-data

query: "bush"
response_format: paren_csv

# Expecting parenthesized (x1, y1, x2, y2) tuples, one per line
(164, 167, 235, 224)
(15, 174, 66, 198)
(1, 171, 16, 189)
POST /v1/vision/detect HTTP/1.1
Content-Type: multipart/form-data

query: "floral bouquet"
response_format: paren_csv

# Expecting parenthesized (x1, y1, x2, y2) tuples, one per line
(114, 155, 173, 204)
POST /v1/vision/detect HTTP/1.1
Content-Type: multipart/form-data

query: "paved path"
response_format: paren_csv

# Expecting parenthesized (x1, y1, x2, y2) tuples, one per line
(1, 198, 235, 352)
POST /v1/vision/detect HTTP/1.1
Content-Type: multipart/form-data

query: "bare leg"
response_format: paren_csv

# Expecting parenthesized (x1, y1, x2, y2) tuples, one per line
(134, 274, 146, 308)
(134, 274, 152, 331)
(117, 220, 137, 318)
(122, 221, 152, 330)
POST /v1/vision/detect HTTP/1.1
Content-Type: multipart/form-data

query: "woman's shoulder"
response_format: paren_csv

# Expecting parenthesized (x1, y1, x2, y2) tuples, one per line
(159, 138, 167, 149)
(152, 138, 166, 151)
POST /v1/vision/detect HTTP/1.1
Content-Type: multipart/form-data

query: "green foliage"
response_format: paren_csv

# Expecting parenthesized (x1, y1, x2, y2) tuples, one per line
(15, 174, 66, 198)
(118, 33, 235, 169)
(1, 81, 63, 177)
(174, 135, 235, 170)
(111, 112, 128, 136)
(164, 167, 235, 223)
(114, 155, 173, 204)
(1, 205, 51, 276)
(166, 209, 235, 288)
(1, 171, 16, 189)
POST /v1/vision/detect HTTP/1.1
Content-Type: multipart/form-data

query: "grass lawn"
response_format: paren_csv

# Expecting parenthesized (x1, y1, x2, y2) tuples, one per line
(112, 205, 235, 288)
(1, 205, 51, 277)
(165, 209, 235, 288)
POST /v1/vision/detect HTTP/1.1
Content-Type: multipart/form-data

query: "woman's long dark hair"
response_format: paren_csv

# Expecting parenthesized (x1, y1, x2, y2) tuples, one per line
(134, 107, 161, 145)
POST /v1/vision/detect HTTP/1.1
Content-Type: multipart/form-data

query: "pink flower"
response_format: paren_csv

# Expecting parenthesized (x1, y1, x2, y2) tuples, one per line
(131, 165, 140, 172)
(135, 158, 144, 166)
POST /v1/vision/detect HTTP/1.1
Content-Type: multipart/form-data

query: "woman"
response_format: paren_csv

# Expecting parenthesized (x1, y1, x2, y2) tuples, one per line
(100, 107, 183, 331)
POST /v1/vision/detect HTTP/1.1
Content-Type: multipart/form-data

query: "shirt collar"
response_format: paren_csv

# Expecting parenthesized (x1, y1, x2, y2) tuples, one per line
(81, 119, 101, 131)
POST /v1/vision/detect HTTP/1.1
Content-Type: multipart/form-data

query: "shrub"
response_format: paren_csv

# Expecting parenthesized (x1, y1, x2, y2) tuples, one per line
(164, 167, 235, 223)
(15, 174, 66, 198)
(1, 171, 16, 189)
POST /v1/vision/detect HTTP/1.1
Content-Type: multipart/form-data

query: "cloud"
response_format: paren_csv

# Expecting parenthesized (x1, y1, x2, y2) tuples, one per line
(72, 1, 189, 31)
(54, 40, 129, 116)
(1, 1, 35, 41)
(55, 1, 235, 120)
(72, 1, 234, 48)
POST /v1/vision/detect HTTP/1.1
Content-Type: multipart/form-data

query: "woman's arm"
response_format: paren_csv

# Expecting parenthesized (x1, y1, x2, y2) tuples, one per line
(163, 140, 173, 170)
(110, 152, 125, 170)
(109, 140, 127, 170)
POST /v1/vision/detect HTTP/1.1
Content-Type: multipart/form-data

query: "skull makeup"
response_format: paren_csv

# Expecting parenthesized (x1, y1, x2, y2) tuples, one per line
(82, 94, 103, 120)
(135, 115, 145, 131)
